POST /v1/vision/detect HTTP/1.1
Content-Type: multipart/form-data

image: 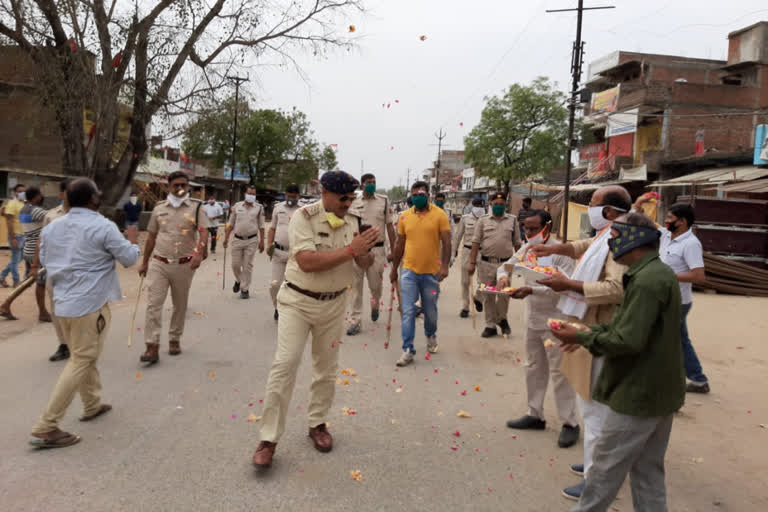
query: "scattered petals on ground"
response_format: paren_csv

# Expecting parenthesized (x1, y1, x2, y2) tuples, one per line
(456, 410, 472, 418)
(350, 470, 363, 482)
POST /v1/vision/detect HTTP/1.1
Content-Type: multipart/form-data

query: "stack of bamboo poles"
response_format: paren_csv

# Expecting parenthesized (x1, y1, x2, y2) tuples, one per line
(698, 253, 768, 297)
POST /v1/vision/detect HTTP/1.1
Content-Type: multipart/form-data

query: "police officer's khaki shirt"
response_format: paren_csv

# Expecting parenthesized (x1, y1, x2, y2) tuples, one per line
(471, 213, 521, 259)
(43, 204, 67, 227)
(147, 199, 208, 259)
(284, 201, 359, 293)
(453, 213, 482, 251)
(349, 193, 392, 243)
(229, 201, 265, 238)
(270, 201, 299, 248)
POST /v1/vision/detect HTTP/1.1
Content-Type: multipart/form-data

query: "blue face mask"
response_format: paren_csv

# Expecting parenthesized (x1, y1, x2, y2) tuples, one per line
(411, 195, 428, 209)
(492, 204, 505, 216)
(364, 183, 376, 195)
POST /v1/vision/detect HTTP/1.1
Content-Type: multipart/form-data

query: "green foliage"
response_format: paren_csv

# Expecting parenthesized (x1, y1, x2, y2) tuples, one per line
(183, 101, 337, 188)
(386, 185, 408, 201)
(464, 77, 568, 190)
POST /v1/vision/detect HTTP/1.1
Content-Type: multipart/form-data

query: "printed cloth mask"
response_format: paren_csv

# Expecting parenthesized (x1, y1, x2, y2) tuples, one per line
(607, 222, 661, 260)
(326, 212, 346, 229)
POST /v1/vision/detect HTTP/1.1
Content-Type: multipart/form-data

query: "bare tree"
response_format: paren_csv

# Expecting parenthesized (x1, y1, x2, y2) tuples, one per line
(0, 0, 361, 203)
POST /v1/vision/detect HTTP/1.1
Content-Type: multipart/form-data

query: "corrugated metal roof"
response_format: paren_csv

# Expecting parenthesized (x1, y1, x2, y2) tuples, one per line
(649, 166, 768, 186)
(705, 177, 768, 193)
(531, 179, 635, 192)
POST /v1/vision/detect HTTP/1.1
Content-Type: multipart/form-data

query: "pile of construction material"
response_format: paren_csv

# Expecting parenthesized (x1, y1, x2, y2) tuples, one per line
(699, 253, 768, 297)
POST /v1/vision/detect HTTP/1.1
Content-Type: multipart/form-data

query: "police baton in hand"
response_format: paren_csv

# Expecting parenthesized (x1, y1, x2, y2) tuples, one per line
(384, 283, 396, 350)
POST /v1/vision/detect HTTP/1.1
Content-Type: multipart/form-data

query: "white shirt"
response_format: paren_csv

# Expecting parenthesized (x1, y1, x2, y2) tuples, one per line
(203, 202, 223, 227)
(659, 228, 704, 305)
(40, 208, 140, 317)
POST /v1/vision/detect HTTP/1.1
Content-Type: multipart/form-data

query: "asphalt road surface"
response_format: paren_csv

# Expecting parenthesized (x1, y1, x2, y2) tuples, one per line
(0, 251, 765, 511)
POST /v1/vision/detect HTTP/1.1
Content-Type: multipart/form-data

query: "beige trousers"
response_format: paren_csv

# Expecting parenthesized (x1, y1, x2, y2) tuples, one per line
(349, 246, 386, 325)
(269, 248, 289, 308)
(144, 259, 195, 345)
(477, 260, 509, 328)
(460, 247, 472, 310)
(524, 326, 579, 426)
(32, 305, 111, 434)
(231, 237, 259, 291)
(46, 284, 67, 346)
(260, 285, 347, 443)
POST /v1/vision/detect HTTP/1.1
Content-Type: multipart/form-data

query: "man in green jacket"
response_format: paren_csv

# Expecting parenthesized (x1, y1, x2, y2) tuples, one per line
(550, 211, 685, 512)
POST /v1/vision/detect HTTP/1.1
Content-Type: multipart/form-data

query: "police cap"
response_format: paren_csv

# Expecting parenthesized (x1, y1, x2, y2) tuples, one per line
(320, 170, 359, 194)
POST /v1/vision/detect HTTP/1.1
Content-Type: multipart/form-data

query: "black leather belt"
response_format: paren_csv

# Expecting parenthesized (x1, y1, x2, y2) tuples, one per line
(274, 243, 287, 251)
(234, 233, 259, 240)
(374, 242, 385, 247)
(154, 255, 192, 264)
(464, 244, 472, 249)
(481, 255, 511, 264)
(286, 282, 347, 301)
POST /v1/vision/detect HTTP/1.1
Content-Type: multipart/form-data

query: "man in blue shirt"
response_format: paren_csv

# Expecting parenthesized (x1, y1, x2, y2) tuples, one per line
(29, 178, 140, 449)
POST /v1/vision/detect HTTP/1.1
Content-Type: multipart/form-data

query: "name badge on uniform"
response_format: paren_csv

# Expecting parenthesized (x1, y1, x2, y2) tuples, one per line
(318, 232, 330, 238)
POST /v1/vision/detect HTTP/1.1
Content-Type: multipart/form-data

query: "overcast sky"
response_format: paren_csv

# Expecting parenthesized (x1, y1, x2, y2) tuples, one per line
(244, 0, 768, 189)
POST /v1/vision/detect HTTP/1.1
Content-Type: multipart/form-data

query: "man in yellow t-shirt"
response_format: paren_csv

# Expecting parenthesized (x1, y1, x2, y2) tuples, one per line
(389, 181, 451, 367)
(1, 184, 27, 287)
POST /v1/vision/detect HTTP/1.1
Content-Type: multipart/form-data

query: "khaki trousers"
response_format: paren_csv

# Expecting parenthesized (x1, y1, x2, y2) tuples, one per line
(144, 259, 195, 345)
(524, 326, 579, 426)
(260, 285, 347, 443)
(46, 283, 67, 346)
(349, 246, 386, 325)
(477, 260, 509, 328)
(269, 248, 289, 308)
(460, 247, 472, 310)
(231, 237, 259, 291)
(32, 305, 111, 434)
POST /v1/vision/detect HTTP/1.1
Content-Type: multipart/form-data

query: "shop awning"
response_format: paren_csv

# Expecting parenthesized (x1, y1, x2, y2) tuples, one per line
(704, 177, 768, 193)
(648, 166, 768, 187)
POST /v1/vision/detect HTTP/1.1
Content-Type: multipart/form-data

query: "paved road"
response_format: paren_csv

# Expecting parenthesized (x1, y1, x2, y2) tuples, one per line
(0, 252, 761, 511)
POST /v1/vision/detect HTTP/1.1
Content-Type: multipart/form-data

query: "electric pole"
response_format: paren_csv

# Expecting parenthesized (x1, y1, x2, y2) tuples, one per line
(406, 167, 411, 191)
(546, 2, 614, 241)
(433, 128, 446, 194)
(227, 75, 249, 206)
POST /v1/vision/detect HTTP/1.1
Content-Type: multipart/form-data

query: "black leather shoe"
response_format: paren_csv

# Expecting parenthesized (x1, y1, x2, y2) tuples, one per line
(274, 309, 279, 321)
(686, 381, 710, 394)
(240, 290, 250, 299)
(498, 319, 511, 335)
(474, 299, 483, 312)
(459, 309, 469, 318)
(481, 327, 497, 338)
(371, 309, 379, 322)
(558, 424, 580, 448)
(233, 281, 240, 293)
(506, 415, 546, 430)
(49, 344, 70, 362)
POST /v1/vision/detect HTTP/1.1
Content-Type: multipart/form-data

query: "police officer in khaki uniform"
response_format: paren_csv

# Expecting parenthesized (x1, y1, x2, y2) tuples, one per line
(267, 183, 301, 320)
(467, 192, 521, 338)
(223, 185, 265, 299)
(452, 197, 486, 318)
(139, 171, 208, 363)
(347, 173, 396, 335)
(252, 171, 380, 469)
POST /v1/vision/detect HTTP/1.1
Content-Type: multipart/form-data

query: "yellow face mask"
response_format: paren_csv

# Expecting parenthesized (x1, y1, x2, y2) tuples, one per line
(326, 212, 346, 229)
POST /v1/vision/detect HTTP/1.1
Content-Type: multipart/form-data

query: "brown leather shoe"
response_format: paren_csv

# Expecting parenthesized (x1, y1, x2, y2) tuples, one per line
(140, 343, 159, 363)
(252, 441, 276, 468)
(308, 423, 333, 453)
(168, 341, 182, 356)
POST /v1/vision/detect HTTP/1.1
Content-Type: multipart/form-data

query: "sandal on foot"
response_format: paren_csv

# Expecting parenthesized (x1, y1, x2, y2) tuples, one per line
(80, 404, 112, 422)
(29, 430, 81, 449)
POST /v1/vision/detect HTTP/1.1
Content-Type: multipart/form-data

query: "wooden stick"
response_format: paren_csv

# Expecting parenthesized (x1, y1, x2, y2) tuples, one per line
(222, 245, 227, 290)
(384, 284, 396, 349)
(128, 275, 145, 347)
(469, 273, 477, 330)
(0, 271, 39, 319)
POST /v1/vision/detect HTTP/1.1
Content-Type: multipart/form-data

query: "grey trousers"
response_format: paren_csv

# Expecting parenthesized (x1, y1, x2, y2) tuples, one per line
(571, 410, 674, 512)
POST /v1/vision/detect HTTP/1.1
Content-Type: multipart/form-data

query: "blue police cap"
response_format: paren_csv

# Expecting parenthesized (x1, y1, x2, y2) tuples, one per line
(320, 171, 359, 194)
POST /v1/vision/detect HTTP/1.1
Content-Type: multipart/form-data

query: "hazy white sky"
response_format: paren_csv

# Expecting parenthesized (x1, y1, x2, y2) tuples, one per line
(243, 0, 768, 188)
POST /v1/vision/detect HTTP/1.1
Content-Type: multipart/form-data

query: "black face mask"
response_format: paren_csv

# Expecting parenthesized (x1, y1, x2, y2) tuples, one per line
(666, 221, 678, 232)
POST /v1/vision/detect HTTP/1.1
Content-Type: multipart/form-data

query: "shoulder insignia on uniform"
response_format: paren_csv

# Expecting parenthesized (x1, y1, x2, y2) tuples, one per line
(302, 201, 323, 218)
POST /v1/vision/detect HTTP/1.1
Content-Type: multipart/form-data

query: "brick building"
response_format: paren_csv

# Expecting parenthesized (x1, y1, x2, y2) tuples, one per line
(579, 21, 768, 182)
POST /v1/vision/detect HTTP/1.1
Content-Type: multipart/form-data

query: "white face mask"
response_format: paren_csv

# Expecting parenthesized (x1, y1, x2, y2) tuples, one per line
(129, 196, 138, 205)
(244, 194, 256, 204)
(16, 191, 26, 201)
(472, 207, 485, 218)
(167, 193, 189, 208)
(527, 229, 548, 246)
(588, 206, 612, 230)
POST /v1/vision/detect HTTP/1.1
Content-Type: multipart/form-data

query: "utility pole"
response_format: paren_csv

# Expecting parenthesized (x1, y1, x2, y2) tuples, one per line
(433, 128, 446, 195)
(227, 75, 249, 206)
(406, 167, 411, 191)
(546, 1, 614, 241)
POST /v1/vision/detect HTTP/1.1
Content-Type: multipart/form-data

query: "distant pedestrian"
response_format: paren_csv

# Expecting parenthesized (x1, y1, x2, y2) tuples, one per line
(29, 178, 139, 449)
(1, 184, 26, 287)
(551, 212, 684, 512)
(467, 192, 522, 338)
(139, 171, 208, 363)
(123, 193, 142, 230)
(203, 196, 223, 254)
(223, 186, 265, 299)
(347, 173, 396, 335)
(267, 184, 301, 320)
(389, 181, 451, 367)
(518, 196, 535, 241)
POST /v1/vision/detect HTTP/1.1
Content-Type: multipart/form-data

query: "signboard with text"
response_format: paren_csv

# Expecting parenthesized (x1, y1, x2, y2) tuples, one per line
(590, 85, 620, 115)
